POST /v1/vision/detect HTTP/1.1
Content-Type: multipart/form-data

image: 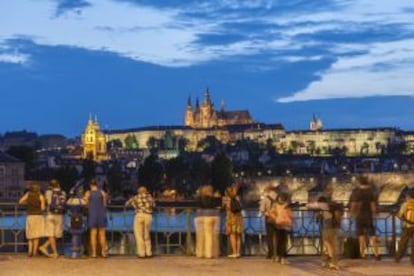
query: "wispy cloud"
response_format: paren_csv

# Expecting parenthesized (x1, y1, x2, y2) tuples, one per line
(1, 0, 414, 100)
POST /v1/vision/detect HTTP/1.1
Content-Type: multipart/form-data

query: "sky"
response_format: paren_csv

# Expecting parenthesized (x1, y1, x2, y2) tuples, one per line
(1, 0, 414, 137)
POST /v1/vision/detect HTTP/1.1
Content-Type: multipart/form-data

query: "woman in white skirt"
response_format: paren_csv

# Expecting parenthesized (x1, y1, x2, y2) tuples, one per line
(19, 183, 46, 257)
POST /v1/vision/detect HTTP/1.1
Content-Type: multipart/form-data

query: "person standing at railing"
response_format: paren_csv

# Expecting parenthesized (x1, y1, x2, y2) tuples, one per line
(195, 185, 222, 258)
(18, 183, 46, 257)
(259, 186, 278, 259)
(268, 192, 293, 265)
(306, 196, 343, 270)
(39, 179, 66, 258)
(395, 189, 414, 264)
(350, 176, 381, 260)
(125, 186, 154, 258)
(84, 180, 108, 258)
(223, 185, 243, 258)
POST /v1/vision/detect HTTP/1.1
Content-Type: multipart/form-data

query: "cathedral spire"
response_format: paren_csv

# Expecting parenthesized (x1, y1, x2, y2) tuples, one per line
(94, 114, 98, 124)
(187, 95, 192, 107)
(204, 87, 212, 105)
(220, 99, 225, 112)
(195, 97, 200, 110)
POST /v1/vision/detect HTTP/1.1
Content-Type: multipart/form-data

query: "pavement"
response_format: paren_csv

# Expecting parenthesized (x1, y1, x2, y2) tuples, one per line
(1, 255, 414, 276)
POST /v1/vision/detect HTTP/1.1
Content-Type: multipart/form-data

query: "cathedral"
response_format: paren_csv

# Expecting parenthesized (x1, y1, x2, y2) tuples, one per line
(81, 115, 108, 161)
(184, 88, 254, 128)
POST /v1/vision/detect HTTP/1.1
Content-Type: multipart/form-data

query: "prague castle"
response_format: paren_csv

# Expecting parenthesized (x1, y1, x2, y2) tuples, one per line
(184, 88, 254, 128)
(81, 88, 414, 161)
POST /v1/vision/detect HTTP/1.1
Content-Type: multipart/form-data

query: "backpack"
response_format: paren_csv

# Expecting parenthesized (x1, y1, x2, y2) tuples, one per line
(404, 201, 414, 224)
(71, 213, 83, 230)
(273, 204, 293, 229)
(329, 202, 344, 228)
(49, 189, 66, 214)
(230, 197, 242, 213)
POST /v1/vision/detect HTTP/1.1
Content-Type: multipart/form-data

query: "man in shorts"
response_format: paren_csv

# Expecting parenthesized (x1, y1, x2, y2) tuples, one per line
(351, 176, 381, 260)
(40, 179, 66, 258)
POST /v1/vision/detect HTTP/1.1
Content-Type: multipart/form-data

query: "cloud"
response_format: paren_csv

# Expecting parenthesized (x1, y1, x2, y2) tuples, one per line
(1, 0, 414, 101)
(277, 38, 414, 102)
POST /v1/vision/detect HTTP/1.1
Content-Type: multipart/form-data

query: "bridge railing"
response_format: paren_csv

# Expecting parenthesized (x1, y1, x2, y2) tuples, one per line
(0, 202, 409, 256)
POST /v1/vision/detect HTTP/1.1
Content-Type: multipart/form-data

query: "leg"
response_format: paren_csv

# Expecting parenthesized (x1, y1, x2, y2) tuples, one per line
(28, 239, 33, 257)
(98, 228, 107, 257)
(230, 234, 237, 256)
(33, 238, 40, 256)
(370, 235, 380, 259)
(212, 216, 220, 258)
(136, 215, 145, 257)
(195, 216, 204, 258)
(236, 234, 241, 257)
(204, 217, 214, 258)
(277, 229, 289, 264)
(395, 227, 414, 262)
(90, 228, 97, 257)
(265, 221, 274, 258)
(49, 237, 58, 257)
(358, 235, 367, 258)
(133, 215, 140, 257)
(143, 214, 152, 257)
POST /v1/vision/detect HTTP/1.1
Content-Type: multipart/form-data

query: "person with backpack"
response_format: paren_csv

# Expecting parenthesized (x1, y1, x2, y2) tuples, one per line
(18, 183, 46, 257)
(268, 192, 293, 265)
(84, 180, 108, 258)
(125, 186, 155, 258)
(259, 186, 278, 259)
(350, 176, 381, 260)
(223, 185, 243, 258)
(39, 179, 67, 258)
(307, 196, 343, 270)
(395, 189, 414, 264)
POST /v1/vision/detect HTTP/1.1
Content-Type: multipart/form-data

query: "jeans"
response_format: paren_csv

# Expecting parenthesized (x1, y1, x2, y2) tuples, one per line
(322, 228, 339, 265)
(275, 228, 288, 258)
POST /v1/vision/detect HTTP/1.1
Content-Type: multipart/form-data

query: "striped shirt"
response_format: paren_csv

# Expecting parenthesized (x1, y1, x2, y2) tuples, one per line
(126, 193, 154, 214)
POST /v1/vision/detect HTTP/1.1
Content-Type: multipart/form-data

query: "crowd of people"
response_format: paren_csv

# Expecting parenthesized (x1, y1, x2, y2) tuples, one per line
(17, 177, 414, 269)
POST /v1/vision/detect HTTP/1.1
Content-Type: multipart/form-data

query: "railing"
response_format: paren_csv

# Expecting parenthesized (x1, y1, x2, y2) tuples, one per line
(0, 203, 410, 256)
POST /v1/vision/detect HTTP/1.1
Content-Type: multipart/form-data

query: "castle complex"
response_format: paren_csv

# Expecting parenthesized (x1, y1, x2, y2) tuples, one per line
(81, 89, 414, 161)
(184, 88, 254, 128)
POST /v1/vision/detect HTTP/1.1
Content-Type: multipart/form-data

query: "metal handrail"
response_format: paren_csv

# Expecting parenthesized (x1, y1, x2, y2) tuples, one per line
(0, 203, 408, 256)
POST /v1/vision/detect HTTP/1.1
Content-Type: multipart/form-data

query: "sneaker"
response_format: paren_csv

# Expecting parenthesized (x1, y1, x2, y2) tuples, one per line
(280, 258, 289, 265)
(321, 262, 329, 268)
(228, 254, 237, 258)
(375, 255, 381, 261)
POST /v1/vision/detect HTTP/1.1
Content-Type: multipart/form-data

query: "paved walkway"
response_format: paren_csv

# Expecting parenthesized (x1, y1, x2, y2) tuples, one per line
(1, 255, 414, 276)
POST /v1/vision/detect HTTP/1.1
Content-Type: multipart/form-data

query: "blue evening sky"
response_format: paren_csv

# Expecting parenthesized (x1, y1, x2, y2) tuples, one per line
(1, 0, 414, 137)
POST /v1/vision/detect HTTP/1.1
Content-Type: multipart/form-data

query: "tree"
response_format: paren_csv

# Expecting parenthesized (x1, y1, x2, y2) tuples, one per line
(81, 158, 96, 183)
(107, 162, 124, 195)
(107, 139, 123, 151)
(124, 134, 139, 149)
(6, 146, 36, 179)
(210, 152, 234, 193)
(138, 154, 164, 192)
(53, 165, 79, 193)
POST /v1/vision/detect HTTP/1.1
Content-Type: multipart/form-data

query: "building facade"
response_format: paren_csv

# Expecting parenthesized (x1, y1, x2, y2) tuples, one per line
(81, 115, 108, 161)
(0, 151, 25, 201)
(80, 91, 412, 160)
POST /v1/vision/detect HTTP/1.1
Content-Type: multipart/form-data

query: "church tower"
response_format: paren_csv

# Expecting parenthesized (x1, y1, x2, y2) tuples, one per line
(310, 114, 323, 131)
(200, 88, 215, 128)
(184, 96, 194, 127)
(81, 115, 108, 161)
